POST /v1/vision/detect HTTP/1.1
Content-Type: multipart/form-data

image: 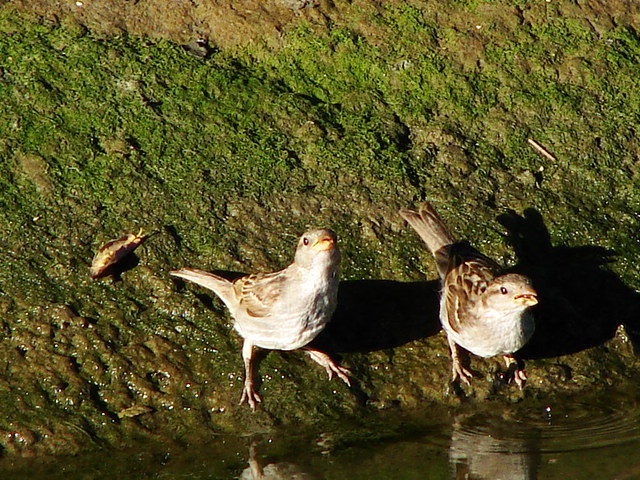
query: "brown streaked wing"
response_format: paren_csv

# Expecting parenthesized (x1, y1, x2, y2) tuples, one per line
(444, 273, 482, 333)
(443, 258, 495, 333)
(458, 258, 496, 286)
(233, 269, 287, 318)
(443, 280, 466, 334)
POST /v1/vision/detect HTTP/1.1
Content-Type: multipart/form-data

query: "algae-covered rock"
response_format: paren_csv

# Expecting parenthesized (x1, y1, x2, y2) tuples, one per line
(1, 0, 640, 457)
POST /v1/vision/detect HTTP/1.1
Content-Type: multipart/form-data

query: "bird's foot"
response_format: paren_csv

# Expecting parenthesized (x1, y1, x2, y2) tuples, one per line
(511, 368, 527, 389)
(448, 338, 473, 387)
(451, 361, 474, 386)
(304, 348, 351, 386)
(504, 355, 527, 389)
(239, 381, 262, 410)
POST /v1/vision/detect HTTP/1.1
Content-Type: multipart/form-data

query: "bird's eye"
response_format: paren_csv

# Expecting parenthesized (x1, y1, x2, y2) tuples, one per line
(500, 287, 508, 295)
(303, 237, 310, 246)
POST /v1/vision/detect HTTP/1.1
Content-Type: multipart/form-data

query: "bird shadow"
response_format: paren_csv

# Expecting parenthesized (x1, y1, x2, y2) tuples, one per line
(305, 278, 442, 406)
(94, 253, 140, 281)
(310, 279, 442, 354)
(497, 208, 640, 359)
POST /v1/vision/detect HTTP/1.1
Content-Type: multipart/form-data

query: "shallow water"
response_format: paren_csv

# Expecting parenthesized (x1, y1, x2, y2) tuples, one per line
(2, 398, 640, 480)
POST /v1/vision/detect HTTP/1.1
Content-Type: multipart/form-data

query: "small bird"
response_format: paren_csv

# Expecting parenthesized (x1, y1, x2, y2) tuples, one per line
(399, 203, 538, 387)
(170, 229, 349, 409)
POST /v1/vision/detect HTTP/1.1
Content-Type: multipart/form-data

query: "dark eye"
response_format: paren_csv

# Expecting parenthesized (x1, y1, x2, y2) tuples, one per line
(303, 237, 310, 246)
(500, 287, 508, 295)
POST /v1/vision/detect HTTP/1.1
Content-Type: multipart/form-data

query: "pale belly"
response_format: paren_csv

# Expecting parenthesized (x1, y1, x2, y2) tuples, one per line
(234, 288, 337, 351)
(443, 311, 535, 357)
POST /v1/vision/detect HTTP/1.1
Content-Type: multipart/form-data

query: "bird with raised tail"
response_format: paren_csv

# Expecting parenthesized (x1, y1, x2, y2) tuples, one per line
(170, 228, 349, 409)
(399, 203, 538, 388)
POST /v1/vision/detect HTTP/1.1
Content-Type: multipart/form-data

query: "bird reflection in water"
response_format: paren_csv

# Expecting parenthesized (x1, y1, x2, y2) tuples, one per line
(449, 413, 540, 480)
(239, 441, 322, 480)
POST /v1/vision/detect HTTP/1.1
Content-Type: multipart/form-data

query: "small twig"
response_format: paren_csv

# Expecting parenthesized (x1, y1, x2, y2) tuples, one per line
(527, 138, 557, 162)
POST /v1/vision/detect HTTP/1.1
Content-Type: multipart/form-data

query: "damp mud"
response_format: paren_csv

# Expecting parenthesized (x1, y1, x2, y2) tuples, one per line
(1, 0, 640, 464)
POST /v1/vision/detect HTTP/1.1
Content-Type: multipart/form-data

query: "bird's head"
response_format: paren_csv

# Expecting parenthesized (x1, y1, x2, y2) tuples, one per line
(294, 228, 340, 268)
(485, 273, 538, 312)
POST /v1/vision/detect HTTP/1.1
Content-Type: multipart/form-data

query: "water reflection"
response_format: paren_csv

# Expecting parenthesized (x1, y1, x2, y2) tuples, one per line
(448, 402, 640, 480)
(2, 402, 640, 479)
(450, 414, 541, 480)
(239, 440, 321, 480)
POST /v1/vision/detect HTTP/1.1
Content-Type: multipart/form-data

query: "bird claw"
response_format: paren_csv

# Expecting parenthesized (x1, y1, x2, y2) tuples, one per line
(305, 349, 351, 387)
(512, 369, 527, 389)
(452, 363, 473, 386)
(239, 383, 262, 410)
(448, 338, 474, 387)
(504, 355, 527, 389)
(326, 363, 352, 386)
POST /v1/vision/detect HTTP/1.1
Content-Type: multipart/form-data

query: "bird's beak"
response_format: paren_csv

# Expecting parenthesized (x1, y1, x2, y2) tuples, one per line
(311, 235, 335, 251)
(515, 293, 538, 306)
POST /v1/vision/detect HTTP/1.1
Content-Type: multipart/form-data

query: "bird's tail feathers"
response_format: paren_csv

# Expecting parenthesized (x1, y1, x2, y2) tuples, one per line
(399, 203, 456, 254)
(170, 268, 234, 306)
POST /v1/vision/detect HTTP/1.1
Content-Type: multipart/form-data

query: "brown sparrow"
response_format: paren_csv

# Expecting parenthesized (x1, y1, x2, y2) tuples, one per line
(171, 229, 349, 409)
(399, 203, 538, 387)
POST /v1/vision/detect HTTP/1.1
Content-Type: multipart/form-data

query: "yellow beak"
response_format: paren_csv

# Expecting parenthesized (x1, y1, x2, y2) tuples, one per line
(312, 236, 335, 251)
(515, 294, 538, 306)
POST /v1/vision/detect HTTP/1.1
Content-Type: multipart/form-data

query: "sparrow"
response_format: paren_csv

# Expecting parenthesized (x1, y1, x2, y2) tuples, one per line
(399, 203, 538, 387)
(170, 229, 349, 409)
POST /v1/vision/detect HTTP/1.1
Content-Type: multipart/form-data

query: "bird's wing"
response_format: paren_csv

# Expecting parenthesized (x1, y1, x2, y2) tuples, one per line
(443, 257, 497, 333)
(234, 269, 288, 318)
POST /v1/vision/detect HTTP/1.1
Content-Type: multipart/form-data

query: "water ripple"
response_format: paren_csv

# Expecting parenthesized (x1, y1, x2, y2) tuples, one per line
(452, 401, 640, 454)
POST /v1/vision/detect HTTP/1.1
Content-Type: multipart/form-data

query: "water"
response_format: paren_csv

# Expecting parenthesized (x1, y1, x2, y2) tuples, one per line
(449, 401, 640, 480)
(2, 400, 640, 479)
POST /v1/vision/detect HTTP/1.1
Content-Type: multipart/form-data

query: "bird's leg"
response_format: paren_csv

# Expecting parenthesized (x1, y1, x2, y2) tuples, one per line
(448, 336, 473, 385)
(504, 354, 527, 389)
(247, 441, 264, 479)
(239, 339, 262, 410)
(303, 347, 351, 386)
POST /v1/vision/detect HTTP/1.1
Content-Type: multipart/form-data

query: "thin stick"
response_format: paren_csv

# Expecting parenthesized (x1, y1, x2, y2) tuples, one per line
(527, 138, 556, 162)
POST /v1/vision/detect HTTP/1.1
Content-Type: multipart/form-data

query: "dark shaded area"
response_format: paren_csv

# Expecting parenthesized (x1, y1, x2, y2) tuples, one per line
(312, 279, 442, 353)
(499, 209, 640, 359)
(163, 224, 182, 248)
(91, 252, 141, 280)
